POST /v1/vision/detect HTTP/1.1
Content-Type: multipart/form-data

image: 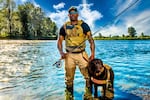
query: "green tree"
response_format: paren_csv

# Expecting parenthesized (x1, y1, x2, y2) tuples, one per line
(122, 34, 125, 37)
(0, 0, 16, 38)
(4, 0, 16, 37)
(18, 2, 58, 39)
(12, 11, 22, 38)
(50, 22, 57, 36)
(41, 17, 58, 39)
(1, 1, 57, 39)
(140, 32, 144, 37)
(109, 34, 111, 38)
(18, 2, 31, 39)
(128, 26, 137, 37)
(31, 7, 44, 39)
(0, 9, 7, 37)
(99, 33, 103, 38)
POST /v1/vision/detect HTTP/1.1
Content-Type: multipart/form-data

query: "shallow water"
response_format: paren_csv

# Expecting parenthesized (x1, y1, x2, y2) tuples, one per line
(0, 40, 150, 100)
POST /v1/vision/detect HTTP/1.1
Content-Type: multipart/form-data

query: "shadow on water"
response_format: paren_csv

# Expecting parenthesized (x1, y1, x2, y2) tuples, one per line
(43, 88, 143, 100)
(73, 87, 142, 100)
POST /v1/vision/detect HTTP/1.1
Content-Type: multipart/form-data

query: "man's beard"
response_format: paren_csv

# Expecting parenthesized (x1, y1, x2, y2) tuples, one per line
(70, 19, 76, 21)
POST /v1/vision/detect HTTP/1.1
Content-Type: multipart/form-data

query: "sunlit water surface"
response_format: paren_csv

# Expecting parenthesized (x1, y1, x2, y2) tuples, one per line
(0, 40, 150, 100)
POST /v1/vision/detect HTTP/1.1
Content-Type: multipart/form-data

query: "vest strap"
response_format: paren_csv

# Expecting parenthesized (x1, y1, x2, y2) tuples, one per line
(66, 49, 85, 53)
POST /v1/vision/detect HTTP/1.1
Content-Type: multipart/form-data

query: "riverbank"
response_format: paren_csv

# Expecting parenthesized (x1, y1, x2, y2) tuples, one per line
(0, 40, 56, 44)
(94, 36, 150, 40)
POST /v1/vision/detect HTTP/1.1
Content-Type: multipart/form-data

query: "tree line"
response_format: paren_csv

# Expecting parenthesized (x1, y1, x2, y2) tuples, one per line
(95, 26, 150, 40)
(0, 0, 57, 40)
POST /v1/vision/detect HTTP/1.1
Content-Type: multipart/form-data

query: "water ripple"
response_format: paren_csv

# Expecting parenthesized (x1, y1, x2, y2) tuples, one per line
(0, 40, 150, 100)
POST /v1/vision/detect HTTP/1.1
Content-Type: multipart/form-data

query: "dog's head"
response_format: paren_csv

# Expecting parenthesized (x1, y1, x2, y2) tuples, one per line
(88, 59, 105, 77)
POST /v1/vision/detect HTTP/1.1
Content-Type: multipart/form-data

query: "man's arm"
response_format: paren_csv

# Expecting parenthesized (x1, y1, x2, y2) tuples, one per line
(87, 31, 95, 61)
(57, 35, 66, 59)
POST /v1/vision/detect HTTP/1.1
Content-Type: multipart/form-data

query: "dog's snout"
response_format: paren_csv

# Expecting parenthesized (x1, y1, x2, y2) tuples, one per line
(96, 70, 100, 73)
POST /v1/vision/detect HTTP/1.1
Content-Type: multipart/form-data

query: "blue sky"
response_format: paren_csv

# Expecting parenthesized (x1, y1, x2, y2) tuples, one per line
(15, 0, 150, 36)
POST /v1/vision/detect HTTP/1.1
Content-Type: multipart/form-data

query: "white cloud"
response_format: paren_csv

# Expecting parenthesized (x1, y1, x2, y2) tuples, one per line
(48, 2, 68, 27)
(97, 9, 150, 36)
(32, 0, 40, 7)
(49, 2, 102, 31)
(116, 0, 131, 14)
(53, 2, 65, 10)
(115, 0, 138, 15)
(97, 25, 126, 37)
(96, 0, 150, 36)
(49, 10, 68, 28)
(79, 4, 103, 30)
(125, 9, 150, 35)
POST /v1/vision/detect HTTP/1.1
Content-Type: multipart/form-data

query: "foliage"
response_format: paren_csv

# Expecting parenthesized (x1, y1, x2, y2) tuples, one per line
(0, 1, 57, 40)
(94, 36, 150, 40)
(128, 26, 137, 37)
(94, 26, 150, 40)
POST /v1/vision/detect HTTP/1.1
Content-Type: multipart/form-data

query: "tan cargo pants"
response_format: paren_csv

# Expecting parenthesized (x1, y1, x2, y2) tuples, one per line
(64, 51, 90, 88)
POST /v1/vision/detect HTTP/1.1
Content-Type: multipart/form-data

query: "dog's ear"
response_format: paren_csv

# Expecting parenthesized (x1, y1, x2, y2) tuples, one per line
(89, 60, 95, 69)
(88, 59, 96, 75)
(97, 59, 103, 64)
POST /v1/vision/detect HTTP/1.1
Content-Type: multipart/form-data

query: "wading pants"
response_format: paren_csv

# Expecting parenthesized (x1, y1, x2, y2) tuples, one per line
(65, 51, 90, 94)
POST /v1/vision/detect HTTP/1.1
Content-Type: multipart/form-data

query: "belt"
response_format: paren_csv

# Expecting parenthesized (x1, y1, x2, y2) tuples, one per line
(66, 49, 85, 54)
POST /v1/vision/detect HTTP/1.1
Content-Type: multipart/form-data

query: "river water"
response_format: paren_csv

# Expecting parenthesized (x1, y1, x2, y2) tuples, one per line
(0, 40, 150, 100)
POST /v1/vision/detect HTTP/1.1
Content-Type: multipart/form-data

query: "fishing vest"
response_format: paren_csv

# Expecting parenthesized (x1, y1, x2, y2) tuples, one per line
(64, 20, 87, 53)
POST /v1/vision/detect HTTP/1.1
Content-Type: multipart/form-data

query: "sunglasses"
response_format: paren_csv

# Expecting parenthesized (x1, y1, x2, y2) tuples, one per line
(69, 11, 78, 14)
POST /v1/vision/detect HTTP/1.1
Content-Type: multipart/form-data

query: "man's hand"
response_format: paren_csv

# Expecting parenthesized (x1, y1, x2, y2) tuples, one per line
(60, 51, 67, 59)
(89, 54, 94, 61)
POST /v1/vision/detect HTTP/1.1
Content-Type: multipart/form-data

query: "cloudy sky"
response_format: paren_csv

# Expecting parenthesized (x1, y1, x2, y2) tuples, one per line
(15, 0, 150, 36)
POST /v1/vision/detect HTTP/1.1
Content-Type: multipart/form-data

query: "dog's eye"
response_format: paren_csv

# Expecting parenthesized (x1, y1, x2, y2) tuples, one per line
(100, 67, 103, 70)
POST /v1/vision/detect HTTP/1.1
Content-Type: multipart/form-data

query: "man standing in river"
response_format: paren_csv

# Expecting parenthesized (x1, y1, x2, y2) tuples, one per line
(57, 6, 95, 100)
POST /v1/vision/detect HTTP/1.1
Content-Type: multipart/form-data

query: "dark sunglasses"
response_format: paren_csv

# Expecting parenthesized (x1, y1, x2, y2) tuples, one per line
(69, 11, 78, 14)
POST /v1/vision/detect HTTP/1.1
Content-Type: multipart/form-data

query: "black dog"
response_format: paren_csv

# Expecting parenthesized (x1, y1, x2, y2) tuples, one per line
(88, 59, 114, 100)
